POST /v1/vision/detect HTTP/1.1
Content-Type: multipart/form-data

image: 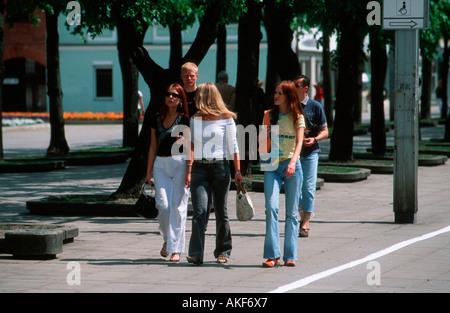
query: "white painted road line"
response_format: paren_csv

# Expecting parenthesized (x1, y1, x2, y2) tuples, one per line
(270, 225, 450, 293)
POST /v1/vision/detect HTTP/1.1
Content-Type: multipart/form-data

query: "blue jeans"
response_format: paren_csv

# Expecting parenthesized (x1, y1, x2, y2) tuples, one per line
(263, 159, 302, 262)
(188, 160, 232, 262)
(299, 152, 319, 213)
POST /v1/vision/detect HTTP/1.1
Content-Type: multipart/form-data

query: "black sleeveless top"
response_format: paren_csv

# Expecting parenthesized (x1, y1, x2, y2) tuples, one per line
(150, 113, 190, 157)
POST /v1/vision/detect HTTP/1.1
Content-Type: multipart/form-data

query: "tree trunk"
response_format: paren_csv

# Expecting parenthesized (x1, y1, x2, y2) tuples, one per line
(441, 33, 449, 120)
(117, 18, 146, 148)
(236, 0, 262, 126)
(169, 22, 182, 71)
(183, 1, 222, 65)
(443, 33, 450, 141)
(263, 0, 301, 98)
(235, 0, 263, 175)
(0, 0, 5, 161)
(111, 47, 169, 200)
(420, 56, 432, 120)
(322, 32, 333, 128)
(46, 10, 69, 156)
(353, 55, 364, 126)
(369, 31, 387, 155)
(111, 3, 223, 199)
(329, 16, 365, 162)
(216, 24, 226, 80)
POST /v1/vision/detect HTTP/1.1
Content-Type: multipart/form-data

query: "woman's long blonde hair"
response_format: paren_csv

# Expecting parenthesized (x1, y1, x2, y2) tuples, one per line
(195, 82, 237, 119)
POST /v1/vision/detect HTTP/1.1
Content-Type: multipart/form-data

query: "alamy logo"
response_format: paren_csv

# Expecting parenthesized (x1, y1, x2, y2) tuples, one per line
(169, 119, 281, 170)
(367, 1, 382, 26)
(66, 1, 81, 26)
(366, 261, 381, 286)
(66, 261, 81, 286)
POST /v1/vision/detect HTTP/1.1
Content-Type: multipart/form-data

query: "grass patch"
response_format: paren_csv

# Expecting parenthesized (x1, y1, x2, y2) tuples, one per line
(318, 166, 362, 173)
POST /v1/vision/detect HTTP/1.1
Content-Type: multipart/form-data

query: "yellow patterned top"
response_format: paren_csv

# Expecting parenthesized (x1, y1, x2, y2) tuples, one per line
(273, 113, 305, 160)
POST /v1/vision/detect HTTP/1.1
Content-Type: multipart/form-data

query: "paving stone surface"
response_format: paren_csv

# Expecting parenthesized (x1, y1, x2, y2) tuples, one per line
(0, 121, 449, 295)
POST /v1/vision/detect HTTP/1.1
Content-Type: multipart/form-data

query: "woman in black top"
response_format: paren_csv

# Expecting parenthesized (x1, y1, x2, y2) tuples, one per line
(145, 83, 192, 262)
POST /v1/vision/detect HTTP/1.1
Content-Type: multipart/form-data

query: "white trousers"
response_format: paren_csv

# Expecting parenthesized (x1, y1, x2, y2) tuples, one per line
(153, 155, 190, 254)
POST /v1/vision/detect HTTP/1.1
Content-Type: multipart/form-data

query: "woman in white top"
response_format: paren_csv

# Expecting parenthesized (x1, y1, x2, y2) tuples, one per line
(186, 82, 243, 265)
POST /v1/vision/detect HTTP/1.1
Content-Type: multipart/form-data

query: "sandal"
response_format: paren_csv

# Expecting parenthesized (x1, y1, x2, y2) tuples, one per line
(160, 242, 168, 258)
(262, 258, 280, 268)
(216, 255, 228, 264)
(285, 261, 296, 267)
(299, 228, 309, 238)
(169, 253, 180, 262)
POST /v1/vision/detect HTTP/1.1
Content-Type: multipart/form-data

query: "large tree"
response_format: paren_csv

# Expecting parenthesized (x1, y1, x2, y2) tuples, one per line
(0, 0, 5, 161)
(6, 0, 69, 156)
(235, 0, 263, 127)
(293, 0, 336, 128)
(234, 0, 263, 175)
(436, 1, 450, 141)
(419, 0, 448, 121)
(262, 0, 301, 97)
(109, 0, 245, 199)
(368, 26, 389, 155)
(45, 3, 69, 155)
(74, 1, 158, 148)
(329, 1, 369, 162)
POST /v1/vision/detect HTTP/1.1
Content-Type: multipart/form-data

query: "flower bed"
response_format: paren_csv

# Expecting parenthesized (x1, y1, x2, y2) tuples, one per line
(2, 111, 130, 126)
(63, 112, 123, 120)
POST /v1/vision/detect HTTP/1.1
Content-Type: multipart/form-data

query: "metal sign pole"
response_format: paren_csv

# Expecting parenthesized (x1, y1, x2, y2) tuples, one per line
(383, 0, 428, 223)
(393, 30, 420, 224)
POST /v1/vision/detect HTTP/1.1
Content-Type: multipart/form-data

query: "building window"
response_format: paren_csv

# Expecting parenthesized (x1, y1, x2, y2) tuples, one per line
(94, 64, 113, 99)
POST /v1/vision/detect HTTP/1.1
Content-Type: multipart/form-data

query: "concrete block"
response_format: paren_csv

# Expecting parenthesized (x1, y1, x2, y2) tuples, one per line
(5, 229, 64, 259)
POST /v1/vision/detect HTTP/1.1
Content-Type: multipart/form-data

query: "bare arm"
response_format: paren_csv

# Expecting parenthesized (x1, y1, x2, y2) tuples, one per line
(286, 126, 305, 178)
(145, 128, 158, 185)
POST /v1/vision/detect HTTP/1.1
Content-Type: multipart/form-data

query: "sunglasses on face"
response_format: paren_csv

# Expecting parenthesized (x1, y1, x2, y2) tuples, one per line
(165, 92, 181, 99)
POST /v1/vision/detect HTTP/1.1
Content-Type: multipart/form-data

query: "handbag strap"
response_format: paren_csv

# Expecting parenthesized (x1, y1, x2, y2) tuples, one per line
(142, 182, 155, 195)
(236, 180, 247, 195)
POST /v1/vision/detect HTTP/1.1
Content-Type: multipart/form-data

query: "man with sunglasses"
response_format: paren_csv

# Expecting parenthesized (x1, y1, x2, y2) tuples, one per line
(294, 75, 328, 238)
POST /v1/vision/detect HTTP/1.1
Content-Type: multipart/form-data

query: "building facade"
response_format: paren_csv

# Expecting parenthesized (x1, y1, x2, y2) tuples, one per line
(3, 11, 334, 114)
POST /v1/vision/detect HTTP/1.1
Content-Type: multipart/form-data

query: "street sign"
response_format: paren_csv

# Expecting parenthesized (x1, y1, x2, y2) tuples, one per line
(383, 0, 429, 30)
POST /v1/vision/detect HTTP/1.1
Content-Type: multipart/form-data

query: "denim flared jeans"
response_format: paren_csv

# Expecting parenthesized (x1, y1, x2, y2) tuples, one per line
(263, 159, 302, 262)
(299, 152, 319, 213)
(188, 160, 232, 262)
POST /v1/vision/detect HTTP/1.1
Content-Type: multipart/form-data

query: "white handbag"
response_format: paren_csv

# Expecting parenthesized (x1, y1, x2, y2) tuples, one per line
(236, 181, 255, 221)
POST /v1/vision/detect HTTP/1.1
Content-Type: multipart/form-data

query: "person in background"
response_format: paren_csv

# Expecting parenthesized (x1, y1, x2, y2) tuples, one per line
(294, 75, 328, 238)
(181, 62, 214, 227)
(215, 71, 236, 111)
(313, 82, 324, 107)
(181, 62, 199, 117)
(435, 78, 445, 117)
(261, 80, 305, 268)
(186, 82, 243, 265)
(145, 83, 191, 262)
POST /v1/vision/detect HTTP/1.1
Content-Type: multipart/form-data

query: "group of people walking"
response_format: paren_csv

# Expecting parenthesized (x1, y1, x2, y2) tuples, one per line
(144, 62, 328, 267)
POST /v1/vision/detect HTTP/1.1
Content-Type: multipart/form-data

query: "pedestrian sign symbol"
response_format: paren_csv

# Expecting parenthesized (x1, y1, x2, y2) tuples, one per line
(397, 0, 410, 16)
(383, 0, 429, 30)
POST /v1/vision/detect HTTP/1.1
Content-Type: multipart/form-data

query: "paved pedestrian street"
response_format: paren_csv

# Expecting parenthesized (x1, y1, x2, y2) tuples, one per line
(0, 124, 449, 295)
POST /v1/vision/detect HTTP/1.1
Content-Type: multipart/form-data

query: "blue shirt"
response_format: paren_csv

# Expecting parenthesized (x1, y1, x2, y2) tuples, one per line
(301, 96, 327, 157)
